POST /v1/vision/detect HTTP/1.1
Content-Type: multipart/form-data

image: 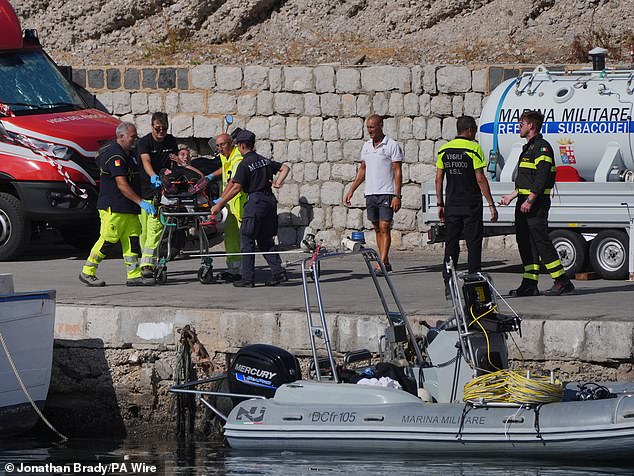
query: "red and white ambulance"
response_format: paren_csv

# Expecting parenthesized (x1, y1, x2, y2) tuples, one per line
(0, 0, 118, 260)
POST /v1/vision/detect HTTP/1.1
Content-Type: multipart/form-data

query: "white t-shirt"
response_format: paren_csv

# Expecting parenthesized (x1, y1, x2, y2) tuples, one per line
(359, 135, 403, 195)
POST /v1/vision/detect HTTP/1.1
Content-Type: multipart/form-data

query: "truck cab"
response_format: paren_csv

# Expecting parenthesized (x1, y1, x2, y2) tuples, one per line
(0, 0, 118, 260)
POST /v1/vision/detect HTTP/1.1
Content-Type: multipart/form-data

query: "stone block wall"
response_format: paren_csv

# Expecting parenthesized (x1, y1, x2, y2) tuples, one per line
(72, 64, 527, 249)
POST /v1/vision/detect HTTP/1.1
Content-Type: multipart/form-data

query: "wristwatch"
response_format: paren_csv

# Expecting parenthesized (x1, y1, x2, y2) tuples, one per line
(394, 194, 402, 199)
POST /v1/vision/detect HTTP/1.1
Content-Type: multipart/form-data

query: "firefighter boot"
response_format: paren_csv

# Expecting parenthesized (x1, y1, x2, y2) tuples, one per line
(509, 279, 540, 297)
(543, 278, 576, 296)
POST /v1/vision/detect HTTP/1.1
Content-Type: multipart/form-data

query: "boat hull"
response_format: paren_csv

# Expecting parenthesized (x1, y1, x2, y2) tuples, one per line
(225, 381, 634, 461)
(0, 290, 56, 436)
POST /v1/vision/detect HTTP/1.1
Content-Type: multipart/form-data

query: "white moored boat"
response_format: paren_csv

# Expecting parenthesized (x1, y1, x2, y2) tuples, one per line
(0, 274, 55, 436)
(172, 249, 634, 462)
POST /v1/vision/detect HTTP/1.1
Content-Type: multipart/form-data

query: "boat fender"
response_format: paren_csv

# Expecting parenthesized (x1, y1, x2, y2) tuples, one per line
(417, 387, 433, 403)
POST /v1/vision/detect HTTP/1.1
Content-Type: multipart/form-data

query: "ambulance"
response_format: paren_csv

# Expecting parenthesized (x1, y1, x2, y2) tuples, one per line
(0, 0, 118, 260)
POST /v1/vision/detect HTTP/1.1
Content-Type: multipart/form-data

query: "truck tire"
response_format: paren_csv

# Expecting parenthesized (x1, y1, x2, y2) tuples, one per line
(549, 229, 587, 277)
(589, 230, 629, 280)
(0, 192, 31, 261)
(59, 221, 100, 250)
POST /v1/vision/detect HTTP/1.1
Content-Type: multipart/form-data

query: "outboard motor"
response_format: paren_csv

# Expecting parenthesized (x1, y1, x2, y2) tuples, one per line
(228, 344, 301, 401)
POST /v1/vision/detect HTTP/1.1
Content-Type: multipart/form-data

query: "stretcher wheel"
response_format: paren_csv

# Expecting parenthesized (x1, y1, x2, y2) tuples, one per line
(198, 266, 214, 284)
(156, 267, 168, 285)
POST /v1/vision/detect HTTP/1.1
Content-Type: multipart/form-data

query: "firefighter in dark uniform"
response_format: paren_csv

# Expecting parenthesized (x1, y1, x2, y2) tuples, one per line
(79, 122, 156, 287)
(435, 116, 498, 295)
(500, 110, 575, 296)
(209, 130, 290, 288)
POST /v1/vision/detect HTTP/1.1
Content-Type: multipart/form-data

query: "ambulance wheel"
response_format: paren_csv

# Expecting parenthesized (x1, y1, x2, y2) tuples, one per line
(198, 266, 214, 284)
(550, 229, 587, 277)
(156, 267, 168, 285)
(589, 230, 628, 280)
(0, 193, 30, 261)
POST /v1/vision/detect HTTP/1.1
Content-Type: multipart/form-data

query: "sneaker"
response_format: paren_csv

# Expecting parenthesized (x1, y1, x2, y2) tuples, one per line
(79, 272, 105, 287)
(509, 283, 540, 297)
(543, 280, 576, 296)
(233, 279, 255, 288)
(265, 271, 289, 286)
(126, 277, 156, 287)
(141, 267, 155, 279)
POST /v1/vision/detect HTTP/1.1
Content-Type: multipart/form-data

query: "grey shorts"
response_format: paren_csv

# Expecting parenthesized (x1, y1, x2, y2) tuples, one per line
(366, 194, 394, 223)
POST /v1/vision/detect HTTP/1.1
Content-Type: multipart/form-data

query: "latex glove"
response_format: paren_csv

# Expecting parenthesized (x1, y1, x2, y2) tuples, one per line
(188, 176, 209, 195)
(205, 173, 215, 181)
(213, 198, 222, 204)
(139, 200, 156, 216)
(150, 174, 162, 189)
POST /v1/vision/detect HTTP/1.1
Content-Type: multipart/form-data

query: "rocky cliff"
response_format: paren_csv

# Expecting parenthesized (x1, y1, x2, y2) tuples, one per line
(12, 0, 634, 67)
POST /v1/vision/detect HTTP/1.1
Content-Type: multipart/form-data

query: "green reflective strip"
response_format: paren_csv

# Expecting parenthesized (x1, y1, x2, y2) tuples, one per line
(524, 264, 540, 271)
(544, 260, 561, 270)
(519, 162, 537, 169)
(517, 188, 551, 195)
(522, 273, 539, 281)
(550, 268, 566, 279)
(534, 154, 553, 165)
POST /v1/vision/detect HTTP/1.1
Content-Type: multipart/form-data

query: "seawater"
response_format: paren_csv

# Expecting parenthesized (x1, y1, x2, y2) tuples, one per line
(1, 437, 633, 476)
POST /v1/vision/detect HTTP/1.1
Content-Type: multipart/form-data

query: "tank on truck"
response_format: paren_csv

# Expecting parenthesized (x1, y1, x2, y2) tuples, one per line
(424, 53, 634, 280)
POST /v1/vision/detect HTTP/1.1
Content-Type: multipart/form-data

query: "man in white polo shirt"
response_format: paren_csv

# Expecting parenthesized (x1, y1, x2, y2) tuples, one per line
(344, 114, 403, 272)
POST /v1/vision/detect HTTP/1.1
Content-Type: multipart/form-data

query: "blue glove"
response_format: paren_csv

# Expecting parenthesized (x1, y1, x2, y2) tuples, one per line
(150, 174, 162, 189)
(205, 173, 215, 181)
(139, 200, 156, 215)
(213, 198, 222, 205)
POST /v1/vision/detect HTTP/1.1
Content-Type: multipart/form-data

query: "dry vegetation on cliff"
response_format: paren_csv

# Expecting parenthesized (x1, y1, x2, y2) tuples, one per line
(12, 0, 634, 67)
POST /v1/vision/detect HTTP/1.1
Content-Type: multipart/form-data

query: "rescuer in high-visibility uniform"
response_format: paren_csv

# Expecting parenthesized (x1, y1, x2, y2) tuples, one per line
(194, 131, 247, 282)
(79, 122, 156, 287)
(137, 112, 179, 278)
(499, 110, 575, 297)
(435, 116, 498, 296)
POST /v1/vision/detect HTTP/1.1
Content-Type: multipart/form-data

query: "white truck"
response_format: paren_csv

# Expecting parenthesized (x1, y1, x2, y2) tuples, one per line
(422, 53, 634, 280)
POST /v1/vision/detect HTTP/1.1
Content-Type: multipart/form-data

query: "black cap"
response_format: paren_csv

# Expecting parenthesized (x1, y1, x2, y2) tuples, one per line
(230, 127, 243, 140)
(234, 129, 256, 144)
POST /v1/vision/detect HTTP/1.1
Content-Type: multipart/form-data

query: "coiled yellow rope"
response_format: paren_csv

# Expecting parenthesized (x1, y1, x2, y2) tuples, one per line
(464, 369, 563, 404)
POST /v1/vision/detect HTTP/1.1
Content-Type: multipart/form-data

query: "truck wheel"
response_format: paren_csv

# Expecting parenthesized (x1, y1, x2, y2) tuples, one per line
(58, 220, 100, 250)
(0, 192, 30, 261)
(589, 230, 629, 280)
(549, 229, 587, 277)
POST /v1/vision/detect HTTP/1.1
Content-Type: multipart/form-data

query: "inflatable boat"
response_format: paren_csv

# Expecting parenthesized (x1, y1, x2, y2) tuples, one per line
(172, 248, 634, 461)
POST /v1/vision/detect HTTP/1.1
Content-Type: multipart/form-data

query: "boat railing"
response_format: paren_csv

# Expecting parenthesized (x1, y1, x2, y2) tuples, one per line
(301, 247, 425, 383)
(170, 375, 265, 422)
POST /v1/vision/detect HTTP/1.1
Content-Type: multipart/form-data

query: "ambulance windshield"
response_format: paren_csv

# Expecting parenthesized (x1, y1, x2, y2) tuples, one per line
(0, 50, 85, 116)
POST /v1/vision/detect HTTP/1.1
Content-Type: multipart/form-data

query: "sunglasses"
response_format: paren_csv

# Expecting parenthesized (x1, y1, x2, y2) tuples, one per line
(154, 126, 168, 132)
